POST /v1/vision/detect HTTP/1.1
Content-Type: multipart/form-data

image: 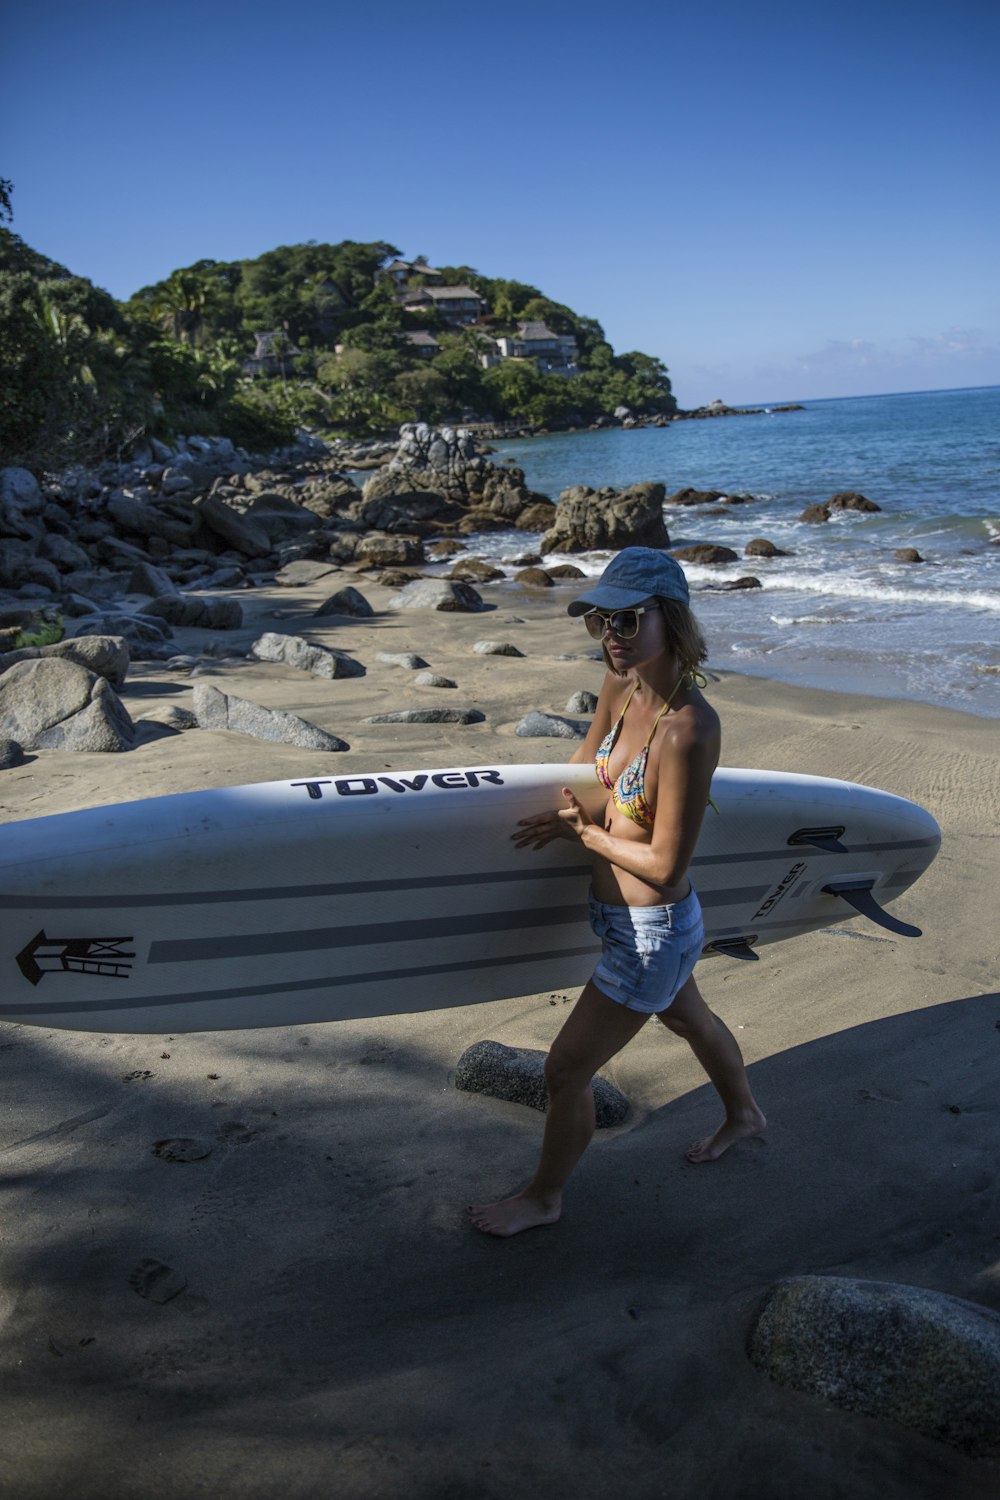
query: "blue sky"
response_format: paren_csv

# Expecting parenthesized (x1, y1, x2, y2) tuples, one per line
(4, 0, 998, 407)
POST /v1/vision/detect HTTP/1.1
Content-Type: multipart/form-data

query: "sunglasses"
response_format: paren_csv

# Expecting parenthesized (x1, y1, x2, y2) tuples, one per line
(582, 605, 658, 640)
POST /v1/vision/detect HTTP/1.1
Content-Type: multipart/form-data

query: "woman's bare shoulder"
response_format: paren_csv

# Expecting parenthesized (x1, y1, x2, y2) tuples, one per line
(661, 695, 721, 760)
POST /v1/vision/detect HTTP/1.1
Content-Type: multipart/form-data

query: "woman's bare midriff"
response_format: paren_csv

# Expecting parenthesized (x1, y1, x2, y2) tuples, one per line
(589, 795, 691, 907)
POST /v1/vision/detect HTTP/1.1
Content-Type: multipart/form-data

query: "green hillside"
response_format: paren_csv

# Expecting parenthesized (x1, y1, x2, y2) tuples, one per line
(0, 183, 675, 469)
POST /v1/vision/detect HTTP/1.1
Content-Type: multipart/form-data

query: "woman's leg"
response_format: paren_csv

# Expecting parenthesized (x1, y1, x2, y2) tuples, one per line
(657, 974, 766, 1161)
(468, 981, 649, 1237)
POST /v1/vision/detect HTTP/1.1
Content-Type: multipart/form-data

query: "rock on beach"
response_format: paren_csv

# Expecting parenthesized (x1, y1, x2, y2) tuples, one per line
(748, 1275, 1000, 1458)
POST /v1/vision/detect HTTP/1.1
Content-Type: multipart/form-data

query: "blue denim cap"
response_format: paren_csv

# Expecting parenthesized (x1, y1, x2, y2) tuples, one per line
(567, 547, 689, 615)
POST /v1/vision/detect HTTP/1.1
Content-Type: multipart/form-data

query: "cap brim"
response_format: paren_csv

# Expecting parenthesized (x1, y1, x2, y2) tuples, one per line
(567, 584, 662, 615)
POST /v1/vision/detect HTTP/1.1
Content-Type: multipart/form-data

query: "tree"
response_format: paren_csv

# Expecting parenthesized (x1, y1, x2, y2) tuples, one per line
(518, 296, 577, 336)
(0, 270, 71, 463)
(434, 263, 479, 287)
(391, 365, 450, 423)
(318, 347, 402, 432)
(0, 178, 13, 224)
(148, 267, 213, 346)
(477, 278, 542, 327)
(482, 361, 576, 427)
(429, 332, 489, 414)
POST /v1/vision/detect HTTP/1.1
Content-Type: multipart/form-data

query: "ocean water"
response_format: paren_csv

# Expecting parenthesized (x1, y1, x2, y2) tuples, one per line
(478, 386, 1000, 718)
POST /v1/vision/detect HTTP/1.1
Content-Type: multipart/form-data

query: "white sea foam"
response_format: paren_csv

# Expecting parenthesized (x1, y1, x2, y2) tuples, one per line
(769, 613, 854, 627)
(490, 387, 1000, 717)
(687, 569, 1000, 613)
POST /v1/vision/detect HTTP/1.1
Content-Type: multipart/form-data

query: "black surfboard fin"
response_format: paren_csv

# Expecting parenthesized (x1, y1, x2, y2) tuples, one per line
(822, 879, 922, 938)
(707, 936, 759, 961)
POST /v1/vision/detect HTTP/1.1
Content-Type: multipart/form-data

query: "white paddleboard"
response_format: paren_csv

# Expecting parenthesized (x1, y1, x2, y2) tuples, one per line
(0, 763, 940, 1033)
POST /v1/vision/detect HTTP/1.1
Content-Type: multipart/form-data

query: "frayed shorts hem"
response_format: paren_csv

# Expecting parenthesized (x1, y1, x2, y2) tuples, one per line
(588, 887, 704, 1015)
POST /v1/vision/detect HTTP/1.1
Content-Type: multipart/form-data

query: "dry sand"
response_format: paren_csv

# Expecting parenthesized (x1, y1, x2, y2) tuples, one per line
(0, 569, 997, 1499)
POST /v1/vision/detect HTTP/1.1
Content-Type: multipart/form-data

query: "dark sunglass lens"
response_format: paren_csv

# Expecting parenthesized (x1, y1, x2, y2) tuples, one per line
(612, 610, 639, 638)
(583, 613, 605, 639)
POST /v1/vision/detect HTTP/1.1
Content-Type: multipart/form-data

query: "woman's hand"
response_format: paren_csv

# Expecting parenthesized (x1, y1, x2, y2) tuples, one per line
(512, 788, 595, 850)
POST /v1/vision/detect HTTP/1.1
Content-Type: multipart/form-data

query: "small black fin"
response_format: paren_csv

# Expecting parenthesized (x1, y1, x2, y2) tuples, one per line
(822, 880, 922, 938)
(707, 936, 760, 961)
(789, 826, 847, 853)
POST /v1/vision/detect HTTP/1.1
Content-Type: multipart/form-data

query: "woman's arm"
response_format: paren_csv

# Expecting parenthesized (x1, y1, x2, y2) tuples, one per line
(515, 712, 717, 889)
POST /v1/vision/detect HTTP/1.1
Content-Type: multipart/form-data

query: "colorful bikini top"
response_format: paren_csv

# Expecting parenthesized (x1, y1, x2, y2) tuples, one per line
(594, 677, 686, 829)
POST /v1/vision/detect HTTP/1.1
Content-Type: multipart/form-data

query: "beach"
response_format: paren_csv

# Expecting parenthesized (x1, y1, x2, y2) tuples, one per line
(1, 568, 997, 1500)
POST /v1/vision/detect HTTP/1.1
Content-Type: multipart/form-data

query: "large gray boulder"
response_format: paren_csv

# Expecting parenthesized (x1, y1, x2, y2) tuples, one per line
(748, 1275, 1000, 1458)
(670, 544, 739, 565)
(192, 684, 348, 750)
(364, 707, 485, 725)
(359, 424, 548, 529)
(541, 482, 670, 553)
(355, 532, 426, 568)
(249, 631, 365, 679)
(0, 467, 45, 542)
(0, 466, 43, 512)
(312, 586, 374, 618)
(144, 596, 244, 630)
(194, 494, 272, 557)
(39, 533, 92, 572)
(274, 560, 340, 588)
(354, 481, 458, 535)
(0, 538, 60, 590)
(455, 1040, 629, 1128)
(105, 492, 198, 546)
(244, 492, 323, 541)
(0, 634, 130, 687)
(516, 711, 588, 739)
(127, 561, 182, 597)
(297, 474, 362, 518)
(0, 657, 134, 751)
(828, 490, 881, 513)
(389, 579, 486, 613)
(71, 611, 174, 655)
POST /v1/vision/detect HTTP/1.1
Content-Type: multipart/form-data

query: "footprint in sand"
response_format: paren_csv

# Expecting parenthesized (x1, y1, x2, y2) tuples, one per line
(129, 1259, 187, 1304)
(152, 1137, 212, 1162)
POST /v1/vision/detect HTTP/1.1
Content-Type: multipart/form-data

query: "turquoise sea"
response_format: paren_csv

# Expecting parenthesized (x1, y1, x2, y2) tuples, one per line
(481, 386, 1000, 718)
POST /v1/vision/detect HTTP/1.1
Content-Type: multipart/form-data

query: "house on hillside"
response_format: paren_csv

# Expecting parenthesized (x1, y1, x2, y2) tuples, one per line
(495, 321, 579, 375)
(396, 284, 486, 326)
(382, 258, 444, 288)
(403, 330, 441, 359)
(243, 330, 303, 377)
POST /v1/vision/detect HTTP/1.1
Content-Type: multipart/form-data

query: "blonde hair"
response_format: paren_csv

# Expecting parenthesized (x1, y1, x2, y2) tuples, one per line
(601, 597, 708, 677)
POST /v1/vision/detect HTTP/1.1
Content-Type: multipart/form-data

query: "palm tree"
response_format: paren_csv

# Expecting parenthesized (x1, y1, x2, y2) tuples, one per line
(150, 269, 209, 346)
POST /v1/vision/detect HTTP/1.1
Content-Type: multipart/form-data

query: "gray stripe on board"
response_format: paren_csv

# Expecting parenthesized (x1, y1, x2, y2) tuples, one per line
(147, 888, 770, 967)
(0, 943, 599, 1019)
(691, 836, 937, 867)
(0, 864, 592, 909)
(0, 836, 937, 909)
(149, 905, 585, 965)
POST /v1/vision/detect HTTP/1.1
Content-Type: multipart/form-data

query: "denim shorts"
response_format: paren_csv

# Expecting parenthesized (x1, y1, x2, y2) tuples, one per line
(588, 886, 705, 1014)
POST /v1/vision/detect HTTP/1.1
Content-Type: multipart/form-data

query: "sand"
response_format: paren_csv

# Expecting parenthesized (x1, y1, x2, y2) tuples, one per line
(0, 569, 997, 1500)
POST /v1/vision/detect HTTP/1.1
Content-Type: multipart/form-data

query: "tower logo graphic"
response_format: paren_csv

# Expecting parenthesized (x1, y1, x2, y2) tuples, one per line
(16, 930, 135, 986)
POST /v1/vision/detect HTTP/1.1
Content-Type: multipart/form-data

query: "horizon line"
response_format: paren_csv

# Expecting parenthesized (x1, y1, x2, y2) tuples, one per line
(698, 383, 1000, 411)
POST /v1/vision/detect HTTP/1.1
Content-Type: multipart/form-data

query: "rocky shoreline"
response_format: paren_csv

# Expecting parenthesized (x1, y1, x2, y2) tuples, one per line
(0, 418, 911, 760)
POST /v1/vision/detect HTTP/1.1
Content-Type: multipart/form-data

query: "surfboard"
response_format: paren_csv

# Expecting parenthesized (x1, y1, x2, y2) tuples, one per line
(0, 763, 940, 1033)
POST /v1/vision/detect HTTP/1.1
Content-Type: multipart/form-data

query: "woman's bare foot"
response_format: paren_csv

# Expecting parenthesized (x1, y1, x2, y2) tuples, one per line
(686, 1106, 767, 1163)
(468, 1192, 561, 1237)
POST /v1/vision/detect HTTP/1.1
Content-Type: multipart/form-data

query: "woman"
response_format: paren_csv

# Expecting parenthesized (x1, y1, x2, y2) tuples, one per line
(469, 547, 766, 1238)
